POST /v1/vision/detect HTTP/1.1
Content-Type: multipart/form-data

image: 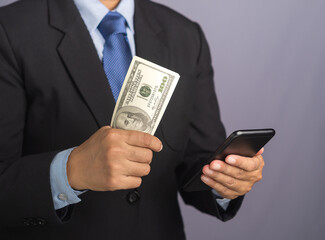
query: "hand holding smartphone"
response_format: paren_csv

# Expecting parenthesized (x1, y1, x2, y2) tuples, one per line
(183, 129, 275, 192)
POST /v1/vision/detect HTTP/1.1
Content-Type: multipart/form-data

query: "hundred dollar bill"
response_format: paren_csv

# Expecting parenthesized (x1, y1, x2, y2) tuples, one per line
(111, 56, 180, 135)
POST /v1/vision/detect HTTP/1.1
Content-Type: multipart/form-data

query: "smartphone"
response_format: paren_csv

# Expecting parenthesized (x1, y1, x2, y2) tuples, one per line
(182, 128, 276, 192)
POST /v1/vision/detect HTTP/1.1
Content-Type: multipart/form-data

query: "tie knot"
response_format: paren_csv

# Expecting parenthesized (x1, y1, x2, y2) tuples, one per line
(98, 12, 127, 40)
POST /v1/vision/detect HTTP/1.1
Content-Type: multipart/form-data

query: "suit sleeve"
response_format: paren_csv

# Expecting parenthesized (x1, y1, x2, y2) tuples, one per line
(177, 23, 244, 222)
(0, 22, 63, 228)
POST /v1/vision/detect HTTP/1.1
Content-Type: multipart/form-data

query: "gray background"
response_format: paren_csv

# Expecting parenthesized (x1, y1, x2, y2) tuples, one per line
(1, 0, 324, 239)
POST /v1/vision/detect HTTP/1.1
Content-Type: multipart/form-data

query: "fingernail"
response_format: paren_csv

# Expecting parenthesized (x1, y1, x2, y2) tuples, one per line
(201, 175, 210, 183)
(227, 157, 236, 164)
(204, 168, 214, 175)
(159, 144, 163, 152)
(211, 163, 221, 171)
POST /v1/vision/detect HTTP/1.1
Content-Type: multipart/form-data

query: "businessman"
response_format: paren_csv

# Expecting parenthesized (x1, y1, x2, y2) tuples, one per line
(0, 0, 264, 239)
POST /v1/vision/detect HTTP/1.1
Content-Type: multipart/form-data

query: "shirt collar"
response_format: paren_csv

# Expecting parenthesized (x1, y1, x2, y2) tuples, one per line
(73, 0, 135, 34)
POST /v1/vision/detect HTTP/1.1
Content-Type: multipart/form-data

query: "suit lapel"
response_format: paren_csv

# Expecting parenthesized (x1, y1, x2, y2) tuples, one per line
(47, 0, 170, 129)
(48, 0, 115, 127)
(134, 0, 170, 69)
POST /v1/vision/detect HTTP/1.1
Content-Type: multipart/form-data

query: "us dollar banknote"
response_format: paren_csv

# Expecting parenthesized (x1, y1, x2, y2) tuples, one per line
(111, 56, 180, 135)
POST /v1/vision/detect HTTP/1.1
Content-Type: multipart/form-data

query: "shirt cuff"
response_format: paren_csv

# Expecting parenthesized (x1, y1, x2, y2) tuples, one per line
(50, 148, 86, 210)
(212, 189, 231, 211)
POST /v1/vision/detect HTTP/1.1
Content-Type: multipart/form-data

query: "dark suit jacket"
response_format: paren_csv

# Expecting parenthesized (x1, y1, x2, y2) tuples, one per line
(0, 0, 244, 239)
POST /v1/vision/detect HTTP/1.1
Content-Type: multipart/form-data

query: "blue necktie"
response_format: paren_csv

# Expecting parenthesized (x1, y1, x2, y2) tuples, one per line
(98, 12, 132, 101)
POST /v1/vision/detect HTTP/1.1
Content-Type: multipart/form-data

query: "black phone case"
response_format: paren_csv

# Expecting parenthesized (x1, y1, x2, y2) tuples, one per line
(183, 129, 275, 192)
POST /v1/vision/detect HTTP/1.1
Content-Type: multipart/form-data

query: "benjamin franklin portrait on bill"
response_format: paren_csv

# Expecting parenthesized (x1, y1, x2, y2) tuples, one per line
(113, 106, 152, 133)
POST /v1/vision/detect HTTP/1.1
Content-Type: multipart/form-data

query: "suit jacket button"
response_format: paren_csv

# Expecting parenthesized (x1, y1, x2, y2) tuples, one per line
(30, 218, 38, 226)
(127, 190, 140, 204)
(22, 219, 31, 227)
(36, 218, 47, 226)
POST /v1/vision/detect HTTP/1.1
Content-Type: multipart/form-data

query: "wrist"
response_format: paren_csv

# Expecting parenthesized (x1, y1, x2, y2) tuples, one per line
(67, 147, 85, 191)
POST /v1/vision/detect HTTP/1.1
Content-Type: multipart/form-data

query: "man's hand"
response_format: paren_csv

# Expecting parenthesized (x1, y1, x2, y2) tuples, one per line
(66, 126, 162, 191)
(201, 148, 265, 199)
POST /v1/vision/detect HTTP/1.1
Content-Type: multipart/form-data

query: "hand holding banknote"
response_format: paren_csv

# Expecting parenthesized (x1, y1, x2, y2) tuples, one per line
(67, 127, 162, 191)
(66, 57, 179, 191)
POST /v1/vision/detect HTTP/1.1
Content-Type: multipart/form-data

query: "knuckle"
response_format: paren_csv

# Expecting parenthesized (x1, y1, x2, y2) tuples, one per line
(261, 160, 265, 169)
(154, 137, 162, 149)
(224, 192, 237, 200)
(106, 129, 120, 141)
(220, 162, 227, 172)
(139, 164, 151, 177)
(220, 186, 229, 195)
(142, 164, 151, 176)
(250, 172, 263, 182)
(106, 146, 120, 159)
(141, 133, 152, 147)
(250, 159, 258, 171)
(226, 194, 236, 200)
(100, 126, 111, 133)
(134, 178, 142, 188)
(235, 169, 245, 179)
(106, 158, 120, 172)
(105, 159, 114, 169)
(242, 186, 252, 195)
(226, 178, 236, 187)
(238, 187, 248, 195)
(256, 173, 263, 182)
(107, 162, 119, 173)
(257, 157, 263, 168)
(242, 184, 252, 194)
(145, 149, 153, 163)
